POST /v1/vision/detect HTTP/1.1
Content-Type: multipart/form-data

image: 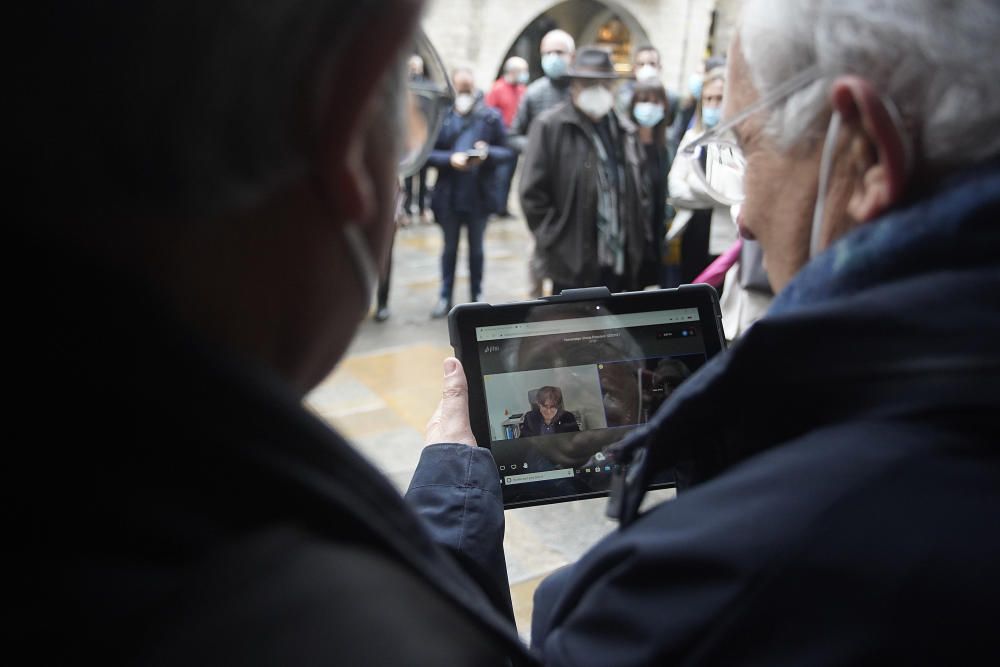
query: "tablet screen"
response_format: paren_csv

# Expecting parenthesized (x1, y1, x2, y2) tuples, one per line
(471, 303, 713, 506)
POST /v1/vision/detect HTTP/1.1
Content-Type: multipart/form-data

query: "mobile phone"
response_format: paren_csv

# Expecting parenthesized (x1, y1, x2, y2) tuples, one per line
(465, 147, 487, 160)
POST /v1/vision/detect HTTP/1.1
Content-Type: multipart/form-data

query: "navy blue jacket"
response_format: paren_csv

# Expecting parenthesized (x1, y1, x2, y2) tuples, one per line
(428, 102, 512, 221)
(412, 161, 1000, 664)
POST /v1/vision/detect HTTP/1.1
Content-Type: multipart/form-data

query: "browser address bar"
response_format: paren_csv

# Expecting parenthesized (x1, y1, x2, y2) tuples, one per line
(475, 308, 699, 342)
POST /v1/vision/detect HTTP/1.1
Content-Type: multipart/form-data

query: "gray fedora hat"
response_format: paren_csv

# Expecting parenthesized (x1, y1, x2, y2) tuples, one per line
(566, 46, 622, 80)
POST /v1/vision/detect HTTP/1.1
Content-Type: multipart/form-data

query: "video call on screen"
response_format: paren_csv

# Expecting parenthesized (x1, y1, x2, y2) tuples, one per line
(476, 309, 707, 497)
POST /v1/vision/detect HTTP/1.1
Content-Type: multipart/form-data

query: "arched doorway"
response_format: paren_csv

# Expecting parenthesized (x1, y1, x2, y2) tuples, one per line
(496, 0, 653, 81)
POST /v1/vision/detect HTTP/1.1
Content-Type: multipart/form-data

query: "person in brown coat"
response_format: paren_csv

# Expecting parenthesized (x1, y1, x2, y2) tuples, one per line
(519, 47, 652, 293)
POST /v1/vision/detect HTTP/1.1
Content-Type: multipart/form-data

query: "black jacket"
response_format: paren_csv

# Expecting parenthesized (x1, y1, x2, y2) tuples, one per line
(10, 245, 535, 665)
(519, 410, 580, 438)
(519, 102, 651, 288)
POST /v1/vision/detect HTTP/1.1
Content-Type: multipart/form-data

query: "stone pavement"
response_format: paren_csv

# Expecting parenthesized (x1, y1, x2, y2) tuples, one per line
(305, 210, 673, 639)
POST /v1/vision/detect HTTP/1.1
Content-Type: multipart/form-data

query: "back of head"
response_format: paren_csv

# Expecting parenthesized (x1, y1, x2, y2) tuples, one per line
(17, 1, 386, 227)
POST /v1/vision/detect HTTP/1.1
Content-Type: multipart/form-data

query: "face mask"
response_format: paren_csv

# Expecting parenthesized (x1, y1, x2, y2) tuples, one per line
(810, 111, 843, 259)
(635, 65, 659, 83)
(342, 224, 378, 311)
(542, 53, 568, 79)
(576, 85, 614, 120)
(633, 102, 665, 127)
(689, 73, 703, 99)
(517, 71, 530, 85)
(702, 106, 721, 128)
(455, 93, 475, 115)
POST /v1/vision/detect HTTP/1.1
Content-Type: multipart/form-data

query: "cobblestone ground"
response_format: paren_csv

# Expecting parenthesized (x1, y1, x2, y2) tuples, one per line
(305, 201, 673, 639)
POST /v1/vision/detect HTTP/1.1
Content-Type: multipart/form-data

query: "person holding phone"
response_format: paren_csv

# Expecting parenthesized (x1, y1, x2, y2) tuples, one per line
(426, 67, 513, 318)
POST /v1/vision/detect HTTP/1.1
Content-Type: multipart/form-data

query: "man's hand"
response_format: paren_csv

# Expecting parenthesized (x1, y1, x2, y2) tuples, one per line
(473, 140, 490, 160)
(450, 152, 470, 171)
(425, 358, 477, 446)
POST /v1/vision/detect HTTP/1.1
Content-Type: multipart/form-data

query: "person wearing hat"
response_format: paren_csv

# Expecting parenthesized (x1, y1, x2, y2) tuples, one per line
(519, 46, 652, 293)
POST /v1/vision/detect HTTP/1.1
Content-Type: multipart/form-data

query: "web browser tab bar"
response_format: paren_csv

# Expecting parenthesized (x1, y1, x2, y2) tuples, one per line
(476, 308, 700, 342)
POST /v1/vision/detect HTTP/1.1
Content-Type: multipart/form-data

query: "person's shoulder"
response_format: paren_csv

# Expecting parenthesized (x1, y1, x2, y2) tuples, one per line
(535, 100, 573, 126)
(143, 527, 517, 665)
(525, 77, 553, 99)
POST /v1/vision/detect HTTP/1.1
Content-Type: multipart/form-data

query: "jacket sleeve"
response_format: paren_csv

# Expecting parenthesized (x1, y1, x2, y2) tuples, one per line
(486, 113, 514, 165)
(507, 94, 532, 154)
(518, 119, 555, 234)
(667, 131, 717, 210)
(405, 444, 513, 619)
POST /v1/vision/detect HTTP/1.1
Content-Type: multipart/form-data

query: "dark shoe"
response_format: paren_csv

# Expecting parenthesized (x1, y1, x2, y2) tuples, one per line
(470, 292, 482, 303)
(373, 306, 390, 322)
(430, 298, 452, 319)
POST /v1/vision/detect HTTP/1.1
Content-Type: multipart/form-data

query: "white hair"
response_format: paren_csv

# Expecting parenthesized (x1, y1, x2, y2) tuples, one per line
(739, 0, 1000, 173)
(542, 29, 576, 53)
(504, 56, 528, 73)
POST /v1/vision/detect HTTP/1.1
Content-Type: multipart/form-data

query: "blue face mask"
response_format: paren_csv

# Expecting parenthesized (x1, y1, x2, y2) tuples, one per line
(702, 106, 722, 128)
(633, 102, 665, 128)
(517, 71, 530, 85)
(688, 73, 703, 99)
(542, 53, 568, 79)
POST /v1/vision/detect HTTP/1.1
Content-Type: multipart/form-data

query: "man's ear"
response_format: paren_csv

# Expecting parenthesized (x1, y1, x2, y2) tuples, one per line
(315, 0, 423, 223)
(829, 76, 909, 223)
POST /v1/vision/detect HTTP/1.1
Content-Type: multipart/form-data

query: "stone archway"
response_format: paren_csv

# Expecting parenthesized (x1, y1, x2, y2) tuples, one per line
(493, 0, 654, 82)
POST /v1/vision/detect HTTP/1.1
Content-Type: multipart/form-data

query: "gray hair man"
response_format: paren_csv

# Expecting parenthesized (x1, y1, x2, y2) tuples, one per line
(431, 0, 1000, 662)
(12, 1, 533, 664)
(509, 28, 577, 297)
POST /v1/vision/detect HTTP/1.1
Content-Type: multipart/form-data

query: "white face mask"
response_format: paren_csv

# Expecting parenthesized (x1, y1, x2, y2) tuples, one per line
(635, 64, 659, 83)
(455, 93, 475, 115)
(576, 85, 614, 120)
(810, 111, 843, 259)
(342, 224, 379, 311)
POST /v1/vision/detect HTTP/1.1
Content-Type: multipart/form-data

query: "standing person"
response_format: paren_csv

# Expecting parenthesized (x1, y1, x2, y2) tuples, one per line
(617, 45, 680, 126)
(629, 80, 673, 288)
(486, 56, 529, 218)
(668, 67, 739, 287)
(519, 47, 651, 294)
(509, 29, 576, 298)
(403, 55, 432, 224)
(427, 67, 512, 318)
(12, 0, 536, 664)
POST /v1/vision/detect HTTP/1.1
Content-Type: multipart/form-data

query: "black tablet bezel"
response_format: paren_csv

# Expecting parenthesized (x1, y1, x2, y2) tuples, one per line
(449, 285, 725, 509)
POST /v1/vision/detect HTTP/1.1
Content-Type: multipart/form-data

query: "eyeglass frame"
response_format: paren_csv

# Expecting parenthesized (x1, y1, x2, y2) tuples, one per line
(678, 65, 827, 207)
(678, 64, 915, 208)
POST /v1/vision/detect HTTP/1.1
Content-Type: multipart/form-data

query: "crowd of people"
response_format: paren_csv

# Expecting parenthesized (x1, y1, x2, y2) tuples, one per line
(382, 30, 772, 338)
(17, 0, 998, 663)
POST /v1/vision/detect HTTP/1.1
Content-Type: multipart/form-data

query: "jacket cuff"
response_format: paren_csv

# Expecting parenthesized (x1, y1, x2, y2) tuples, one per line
(407, 443, 502, 497)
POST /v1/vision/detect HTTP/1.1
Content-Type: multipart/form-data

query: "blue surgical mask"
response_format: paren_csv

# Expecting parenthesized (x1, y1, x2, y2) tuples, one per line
(633, 102, 665, 128)
(517, 71, 529, 85)
(702, 106, 721, 128)
(688, 73, 703, 99)
(542, 53, 568, 79)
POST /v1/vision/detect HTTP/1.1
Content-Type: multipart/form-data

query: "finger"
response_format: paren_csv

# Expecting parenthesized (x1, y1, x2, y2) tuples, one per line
(439, 358, 477, 446)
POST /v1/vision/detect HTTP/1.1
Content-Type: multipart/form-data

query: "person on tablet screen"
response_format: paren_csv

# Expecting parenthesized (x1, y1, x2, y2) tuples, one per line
(518, 386, 580, 438)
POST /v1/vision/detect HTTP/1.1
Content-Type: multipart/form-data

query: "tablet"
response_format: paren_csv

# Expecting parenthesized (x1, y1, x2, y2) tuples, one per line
(449, 285, 725, 508)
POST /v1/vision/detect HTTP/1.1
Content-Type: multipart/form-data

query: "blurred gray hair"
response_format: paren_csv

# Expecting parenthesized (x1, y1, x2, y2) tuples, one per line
(739, 0, 1000, 173)
(25, 0, 406, 221)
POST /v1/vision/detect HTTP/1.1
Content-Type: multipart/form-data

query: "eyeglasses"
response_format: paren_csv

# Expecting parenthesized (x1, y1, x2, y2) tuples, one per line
(679, 65, 825, 207)
(398, 31, 455, 178)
